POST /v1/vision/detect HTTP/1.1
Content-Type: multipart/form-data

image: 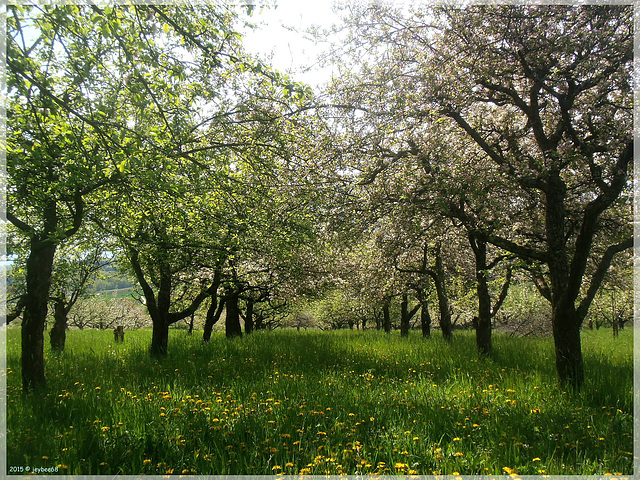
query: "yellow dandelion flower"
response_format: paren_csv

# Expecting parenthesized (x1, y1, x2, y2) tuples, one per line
(42, 456, 48, 460)
(453, 437, 461, 441)
(285, 462, 294, 468)
(533, 457, 541, 462)
(454, 452, 463, 457)
(143, 459, 151, 465)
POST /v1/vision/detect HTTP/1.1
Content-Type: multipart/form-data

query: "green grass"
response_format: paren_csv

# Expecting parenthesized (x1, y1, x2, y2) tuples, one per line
(5, 327, 633, 475)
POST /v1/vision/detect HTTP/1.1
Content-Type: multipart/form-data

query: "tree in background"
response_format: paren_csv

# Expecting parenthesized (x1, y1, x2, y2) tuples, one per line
(327, 4, 631, 388)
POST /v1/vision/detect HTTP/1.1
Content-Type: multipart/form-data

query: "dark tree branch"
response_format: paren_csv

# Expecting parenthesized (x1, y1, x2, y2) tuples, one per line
(490, 267, 512, 318)
(6, 211, 34, 234)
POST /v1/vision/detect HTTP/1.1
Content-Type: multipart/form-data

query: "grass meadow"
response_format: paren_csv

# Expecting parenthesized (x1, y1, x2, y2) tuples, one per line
(4, 327, 634, 476)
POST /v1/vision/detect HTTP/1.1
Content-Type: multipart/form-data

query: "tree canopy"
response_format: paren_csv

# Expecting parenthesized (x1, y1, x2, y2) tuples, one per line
(7, 3, 632, 392)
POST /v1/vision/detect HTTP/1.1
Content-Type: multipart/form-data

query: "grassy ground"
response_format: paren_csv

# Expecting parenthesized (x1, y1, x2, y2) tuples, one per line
(4, 327, 633, 475)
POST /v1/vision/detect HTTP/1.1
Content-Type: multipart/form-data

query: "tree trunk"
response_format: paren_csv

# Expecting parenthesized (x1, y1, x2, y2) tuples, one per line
(552, 304, 584, 390)
(244, 298, 254, 334)
(188, 312, 194, 335)
(420, 301, 431, 338)
(255, 313, 264, 330)
(150, 318, 170, 357)
(203, 295, 225, 342)
(469, 234, 492, 355)
(225, 291, 242, 338)
(49, 299, 68, 352)
(400, 294, 409, 337)
(432, 248, 452, 341)
(21, 238, 57, 391)
(383, 302, 391, 334)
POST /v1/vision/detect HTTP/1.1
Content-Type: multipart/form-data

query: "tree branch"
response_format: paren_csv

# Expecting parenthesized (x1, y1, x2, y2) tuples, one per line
(577, 237, 632, 323)
(6, 211, 34, 234)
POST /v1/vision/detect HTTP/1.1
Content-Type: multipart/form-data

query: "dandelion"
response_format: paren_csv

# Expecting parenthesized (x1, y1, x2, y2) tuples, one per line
(42, 456, 49, 460)
(533, 458, 541, 462)
(454, 452, 463, 457)
(453, 437, 461, 441)
(285, 463, 294, 468)
(503, 467, 516, 474)
(453, 472, 460, 475)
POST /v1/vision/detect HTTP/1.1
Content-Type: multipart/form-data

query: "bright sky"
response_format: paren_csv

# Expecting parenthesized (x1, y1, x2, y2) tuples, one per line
(241, 0, 341, 88)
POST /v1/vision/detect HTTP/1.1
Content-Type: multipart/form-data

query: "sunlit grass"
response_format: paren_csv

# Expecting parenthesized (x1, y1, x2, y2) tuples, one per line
(5, 327, 633, 475)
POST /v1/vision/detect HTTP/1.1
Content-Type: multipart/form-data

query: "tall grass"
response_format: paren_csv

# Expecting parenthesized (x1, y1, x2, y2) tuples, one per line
(5, 327, 633, 475)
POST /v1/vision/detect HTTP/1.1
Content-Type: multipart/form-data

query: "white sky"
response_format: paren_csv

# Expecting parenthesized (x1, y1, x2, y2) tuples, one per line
(241, 0, 341, 89)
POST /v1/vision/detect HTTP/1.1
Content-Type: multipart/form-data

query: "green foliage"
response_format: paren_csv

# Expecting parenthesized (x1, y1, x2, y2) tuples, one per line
(6, 329, 632, 475)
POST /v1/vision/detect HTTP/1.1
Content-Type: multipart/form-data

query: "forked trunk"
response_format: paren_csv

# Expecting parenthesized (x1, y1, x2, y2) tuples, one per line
(203, 295, 225, 342)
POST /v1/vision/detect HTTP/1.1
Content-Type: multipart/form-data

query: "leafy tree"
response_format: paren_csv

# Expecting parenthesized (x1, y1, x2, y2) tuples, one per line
(7, 5, 124, 389)
(6, 3, 274, 387)
(430, 5, 633, 389)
